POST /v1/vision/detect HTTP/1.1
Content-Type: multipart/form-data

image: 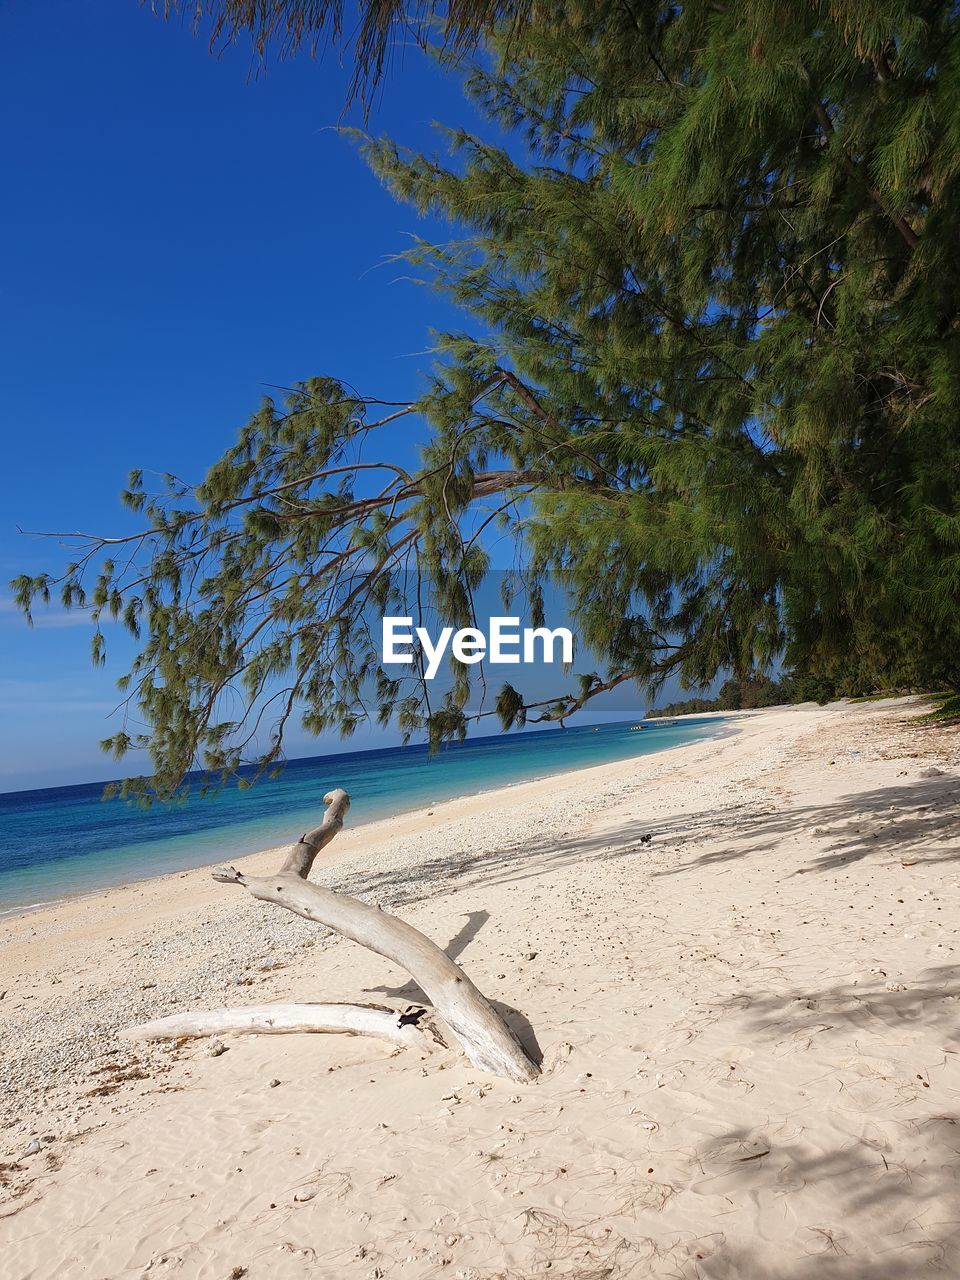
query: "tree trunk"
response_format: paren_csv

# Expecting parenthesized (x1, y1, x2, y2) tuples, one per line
(126, 788, 540, 1084)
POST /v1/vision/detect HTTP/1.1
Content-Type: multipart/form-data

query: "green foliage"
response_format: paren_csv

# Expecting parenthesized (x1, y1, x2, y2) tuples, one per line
(159, 0, 529, 103)
(363, 0, 960, 699)
(648, 673, 794, 716)
(14, 1, 960, 799)
(645, 696, 720, 717)
(921, 692, 960, 721)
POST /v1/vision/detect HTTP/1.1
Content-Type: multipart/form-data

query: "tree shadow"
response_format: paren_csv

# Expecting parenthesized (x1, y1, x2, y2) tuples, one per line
(320, 762, 958, 1086)
(647, 772, 960, 879)
(721, 964, 960, 1045)
(360, 907, 542, 1064)
(489, 997, 543, 1066)
(319, 769, 959, 917)
(442, 909, 490, 961)
(678, 967, 960, 1274)
(363, 909, 492, 1003)
(682, 1119, 960, 1278)
(690, 1233, 960, 1279)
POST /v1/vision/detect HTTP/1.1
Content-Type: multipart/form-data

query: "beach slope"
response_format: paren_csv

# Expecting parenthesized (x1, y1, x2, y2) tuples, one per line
(2, 698, 959, 1279)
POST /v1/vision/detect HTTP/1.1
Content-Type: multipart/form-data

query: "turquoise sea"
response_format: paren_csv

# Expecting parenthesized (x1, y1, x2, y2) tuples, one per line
(0, 717, 725, 913)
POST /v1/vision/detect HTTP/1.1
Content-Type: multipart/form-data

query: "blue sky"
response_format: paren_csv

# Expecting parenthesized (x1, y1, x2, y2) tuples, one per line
(0, 1, 662, 792)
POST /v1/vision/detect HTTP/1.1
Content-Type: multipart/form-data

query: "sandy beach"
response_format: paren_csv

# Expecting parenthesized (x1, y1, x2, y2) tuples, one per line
(1, 697, 959, 1278)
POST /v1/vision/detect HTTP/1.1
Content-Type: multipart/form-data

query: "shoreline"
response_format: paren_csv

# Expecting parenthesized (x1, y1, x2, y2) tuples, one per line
(0, 714, 737, 922)
(0, 704, 765, 1156)
(4, 696, 960, 1278)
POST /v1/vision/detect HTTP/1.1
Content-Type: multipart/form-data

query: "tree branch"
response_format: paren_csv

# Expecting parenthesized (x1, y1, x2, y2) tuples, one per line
(159, 790, 542, 1082)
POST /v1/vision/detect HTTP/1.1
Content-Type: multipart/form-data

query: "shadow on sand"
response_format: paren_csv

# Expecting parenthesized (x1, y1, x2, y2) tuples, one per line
(362, 908, 543, 1063)
(337, 755, 960, 1271)
(325, 770, 960, 913)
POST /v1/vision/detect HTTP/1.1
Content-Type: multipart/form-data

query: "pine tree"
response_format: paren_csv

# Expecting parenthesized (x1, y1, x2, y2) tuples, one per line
(361, 0, 960, 693)
(156, 0, 530, 101)
(15, 1, 960, 798)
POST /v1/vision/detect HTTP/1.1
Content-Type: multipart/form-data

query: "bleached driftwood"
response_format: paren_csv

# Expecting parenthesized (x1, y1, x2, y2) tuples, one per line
(127, 788, 540, 1084)
(125, 1002, 436, 1049)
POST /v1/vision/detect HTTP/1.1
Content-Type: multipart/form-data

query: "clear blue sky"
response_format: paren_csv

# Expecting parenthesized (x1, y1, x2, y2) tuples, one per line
(0, 1, 664, 792)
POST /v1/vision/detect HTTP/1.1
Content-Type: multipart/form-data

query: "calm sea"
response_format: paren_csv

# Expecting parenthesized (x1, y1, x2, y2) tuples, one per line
(0, 717, 724, 912)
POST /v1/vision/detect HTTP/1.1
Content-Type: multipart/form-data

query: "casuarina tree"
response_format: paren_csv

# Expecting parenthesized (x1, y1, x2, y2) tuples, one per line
(16, 1, 960, 802)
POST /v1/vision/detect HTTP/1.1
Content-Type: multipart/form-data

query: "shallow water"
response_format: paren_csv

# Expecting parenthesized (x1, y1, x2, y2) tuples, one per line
(0, 717, 724, 910)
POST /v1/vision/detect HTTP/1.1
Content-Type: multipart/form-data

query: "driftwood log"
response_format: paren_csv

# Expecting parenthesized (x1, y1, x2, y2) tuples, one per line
(127, 1002, 438, 1049)
(126, 789, 540, 1084)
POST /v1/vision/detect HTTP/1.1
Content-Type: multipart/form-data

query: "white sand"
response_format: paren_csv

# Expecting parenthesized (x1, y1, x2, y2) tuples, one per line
(1, 697, 959, 1279)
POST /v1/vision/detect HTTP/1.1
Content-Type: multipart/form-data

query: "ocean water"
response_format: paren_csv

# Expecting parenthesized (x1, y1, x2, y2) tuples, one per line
(0, 717, 725, 912)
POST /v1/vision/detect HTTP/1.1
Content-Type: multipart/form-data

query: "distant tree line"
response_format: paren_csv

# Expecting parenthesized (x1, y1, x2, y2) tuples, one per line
(647, 674, 796, 717)
(645, 670, 923, 717)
